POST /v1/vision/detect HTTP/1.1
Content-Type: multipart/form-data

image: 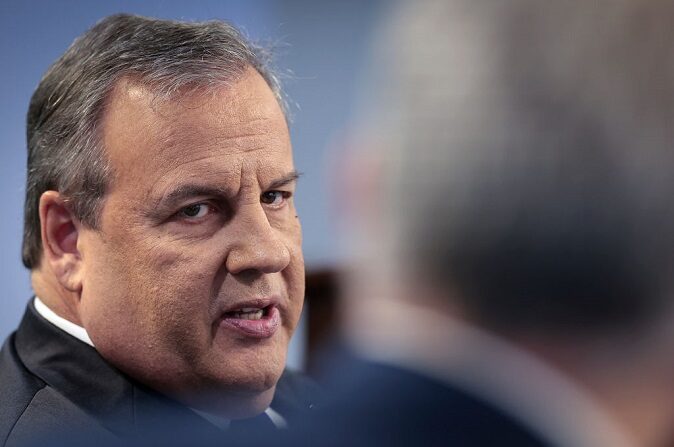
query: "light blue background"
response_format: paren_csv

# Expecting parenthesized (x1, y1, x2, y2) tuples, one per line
(0, 0, 383, 367)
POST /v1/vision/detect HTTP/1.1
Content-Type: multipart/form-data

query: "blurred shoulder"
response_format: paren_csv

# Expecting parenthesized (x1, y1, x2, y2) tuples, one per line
(303, 354, 552, 447)
(273, 369, 323, 414)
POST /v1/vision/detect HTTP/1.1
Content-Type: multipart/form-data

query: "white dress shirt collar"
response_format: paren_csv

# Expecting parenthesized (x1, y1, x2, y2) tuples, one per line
(190, 407, 287, 430)
(33, 296, 94, 347)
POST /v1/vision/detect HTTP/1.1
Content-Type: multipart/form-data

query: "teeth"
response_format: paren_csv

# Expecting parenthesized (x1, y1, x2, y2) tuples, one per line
(230, 309, 264, 320)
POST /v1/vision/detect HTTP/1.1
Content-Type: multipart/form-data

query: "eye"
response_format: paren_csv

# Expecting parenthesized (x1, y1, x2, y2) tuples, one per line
(260, 191, 291, 207)
(179, 203, 210, 219)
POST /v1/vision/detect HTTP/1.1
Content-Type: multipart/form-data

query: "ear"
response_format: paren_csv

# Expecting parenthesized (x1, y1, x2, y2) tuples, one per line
(39, 191, 84, 292)
(330, 133, 384, 226)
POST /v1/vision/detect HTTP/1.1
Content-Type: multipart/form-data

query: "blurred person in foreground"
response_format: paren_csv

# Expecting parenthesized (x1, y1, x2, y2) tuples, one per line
(0, 14, 318, 446)
(311, 1, 674, 446)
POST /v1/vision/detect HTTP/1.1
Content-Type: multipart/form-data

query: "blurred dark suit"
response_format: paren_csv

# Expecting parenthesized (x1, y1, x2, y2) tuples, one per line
(303, 351, 551, 447)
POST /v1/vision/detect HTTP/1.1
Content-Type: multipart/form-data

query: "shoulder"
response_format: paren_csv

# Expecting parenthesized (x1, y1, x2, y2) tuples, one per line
(305, 358, 551, 447)
(0, 334, 112, 447)
(0, 333, 46, 446)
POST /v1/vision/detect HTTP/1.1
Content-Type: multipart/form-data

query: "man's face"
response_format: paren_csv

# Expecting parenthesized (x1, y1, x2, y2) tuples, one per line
(76, 68, 304, 412)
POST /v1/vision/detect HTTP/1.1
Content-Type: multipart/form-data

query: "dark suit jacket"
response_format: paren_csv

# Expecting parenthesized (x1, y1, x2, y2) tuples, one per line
(0, 301, 320, 447)
(298, 350, 553, 447)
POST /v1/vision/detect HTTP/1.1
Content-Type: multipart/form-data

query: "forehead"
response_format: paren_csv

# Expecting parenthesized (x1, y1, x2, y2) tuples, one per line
(100, 68, 291, 192)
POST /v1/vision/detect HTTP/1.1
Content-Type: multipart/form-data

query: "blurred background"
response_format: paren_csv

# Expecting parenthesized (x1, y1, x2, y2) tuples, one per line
(0, 0, 385, 370)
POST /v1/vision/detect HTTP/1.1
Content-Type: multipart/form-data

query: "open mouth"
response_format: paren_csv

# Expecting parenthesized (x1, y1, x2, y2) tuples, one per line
(220, 303, 280, 338)
(224, 305, 273, 321)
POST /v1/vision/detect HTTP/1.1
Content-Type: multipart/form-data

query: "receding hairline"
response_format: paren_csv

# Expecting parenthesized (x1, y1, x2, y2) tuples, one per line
(105, 63, 285, 113)
(98, 65, 289, 154)
(96, 65, 291, 189)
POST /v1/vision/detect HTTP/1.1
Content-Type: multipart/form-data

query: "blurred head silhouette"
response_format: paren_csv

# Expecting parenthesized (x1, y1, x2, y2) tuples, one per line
(337, 1, 674, 445)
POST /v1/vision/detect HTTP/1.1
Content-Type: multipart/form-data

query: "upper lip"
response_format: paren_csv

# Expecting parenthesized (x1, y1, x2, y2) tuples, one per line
(221, 296, 280, 315)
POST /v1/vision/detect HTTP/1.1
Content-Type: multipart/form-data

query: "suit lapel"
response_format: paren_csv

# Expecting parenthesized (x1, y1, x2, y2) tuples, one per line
(14, 301, 221, 439)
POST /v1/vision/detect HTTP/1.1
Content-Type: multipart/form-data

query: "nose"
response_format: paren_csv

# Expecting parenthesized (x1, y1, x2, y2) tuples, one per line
(225, 205, 291, 276)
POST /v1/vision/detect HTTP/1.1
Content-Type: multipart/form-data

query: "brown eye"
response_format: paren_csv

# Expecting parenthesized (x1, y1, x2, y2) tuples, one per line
(180, 203, 209, 218)
(261, 191, 289, 206)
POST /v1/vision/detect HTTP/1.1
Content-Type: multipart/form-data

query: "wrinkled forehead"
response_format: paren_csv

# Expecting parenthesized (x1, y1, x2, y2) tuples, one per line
(99, 68, 290, 182)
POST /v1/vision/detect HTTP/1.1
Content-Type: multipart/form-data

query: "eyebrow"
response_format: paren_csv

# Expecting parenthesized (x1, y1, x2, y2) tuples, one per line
(268, 170, 302, 190)
(160, 185, 230, 208)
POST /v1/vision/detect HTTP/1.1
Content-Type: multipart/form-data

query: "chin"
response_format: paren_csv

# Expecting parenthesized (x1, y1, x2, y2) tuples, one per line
(214, 339, 288, 391)
(224, 361, 285, 393)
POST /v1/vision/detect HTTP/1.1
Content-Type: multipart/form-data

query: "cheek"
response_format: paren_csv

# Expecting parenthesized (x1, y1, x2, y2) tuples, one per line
(129, 231, 222, 281)
(81, 246, 220, 370)
(133, 247, 219, 319)
(82, 234, 219, 333)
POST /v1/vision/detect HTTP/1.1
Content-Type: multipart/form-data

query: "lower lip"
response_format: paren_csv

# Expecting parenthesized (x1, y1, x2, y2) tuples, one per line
(219, 306, 281, 339)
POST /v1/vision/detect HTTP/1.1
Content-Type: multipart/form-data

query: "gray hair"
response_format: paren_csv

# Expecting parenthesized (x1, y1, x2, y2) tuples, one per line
(364, 0, 674, 335)
(23, 13, 284, 269)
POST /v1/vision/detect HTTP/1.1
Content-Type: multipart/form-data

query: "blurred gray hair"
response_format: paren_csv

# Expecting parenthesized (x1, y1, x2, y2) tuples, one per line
(364, 0, 674, 334)
(23, 13, 284, 269)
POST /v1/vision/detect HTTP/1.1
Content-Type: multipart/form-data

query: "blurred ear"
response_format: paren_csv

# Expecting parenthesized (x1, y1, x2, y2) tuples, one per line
(39, 191, 84, 292)
(328, 132, 384, 227)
